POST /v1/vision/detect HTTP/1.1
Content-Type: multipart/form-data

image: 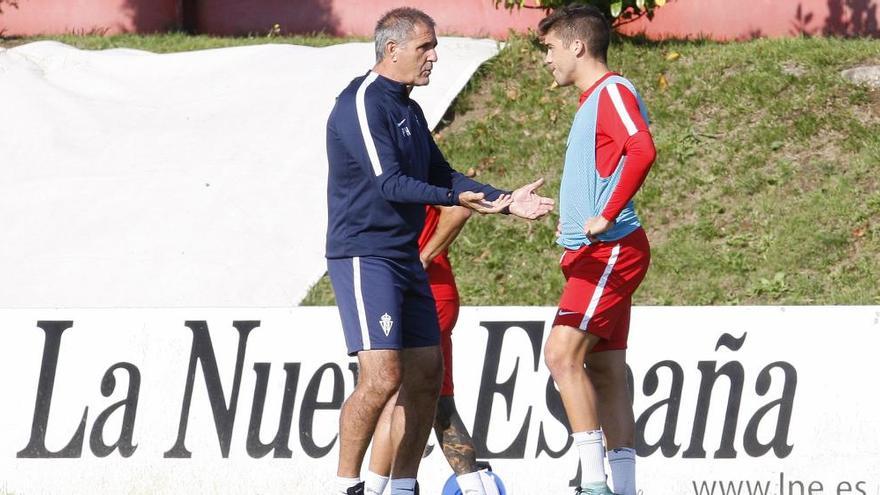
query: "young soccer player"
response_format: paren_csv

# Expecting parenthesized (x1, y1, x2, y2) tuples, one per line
(537, 5, 656, 495)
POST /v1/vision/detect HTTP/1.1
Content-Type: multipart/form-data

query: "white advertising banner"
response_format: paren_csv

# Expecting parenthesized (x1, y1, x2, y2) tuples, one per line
(1, 306, 878, 495)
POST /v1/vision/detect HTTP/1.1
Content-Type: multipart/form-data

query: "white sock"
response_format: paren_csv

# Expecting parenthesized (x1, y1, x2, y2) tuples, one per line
(608, 447, 637, 495)
(336, 476, 361, 495)
(456, 471, 486, 495)
(364, 471, 389, 495)
(389, 478, 417, 495)
(478, 468, 501, 495)
(572, 430, 606, 486)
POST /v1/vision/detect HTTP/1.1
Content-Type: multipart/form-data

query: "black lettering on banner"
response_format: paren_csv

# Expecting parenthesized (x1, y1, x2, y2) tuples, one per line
(683, 333, 746, 459)
(635, 360, 684, 457)
(535, 376, 571, 459)
(89, 362, 141, 457)
(472, 320, 543, 459)
(743, 361, 796, 457)
(164, 320, 259, 458)
(247, 362, 301, 458)
(299, 363, 345, 458)
(18, 321, 88, 458)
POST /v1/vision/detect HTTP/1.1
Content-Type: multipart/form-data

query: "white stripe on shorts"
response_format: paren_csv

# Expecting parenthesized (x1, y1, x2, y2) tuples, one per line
(579, 244, 622, 331)
(352, 257, 371, 351)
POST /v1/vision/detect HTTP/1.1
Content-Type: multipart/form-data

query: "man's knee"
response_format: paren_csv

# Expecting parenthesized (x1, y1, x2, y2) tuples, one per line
(544, 329, 584, 380)
(357, 352, 403, 400)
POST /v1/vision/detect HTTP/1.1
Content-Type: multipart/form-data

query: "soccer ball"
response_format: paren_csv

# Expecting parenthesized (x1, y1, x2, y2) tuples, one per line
(441, 468, 507, 495)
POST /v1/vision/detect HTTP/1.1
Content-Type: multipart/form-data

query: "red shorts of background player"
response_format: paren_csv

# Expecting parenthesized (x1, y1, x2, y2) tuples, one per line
(552, 227, 650, 353)
(435, 296, 460, 397)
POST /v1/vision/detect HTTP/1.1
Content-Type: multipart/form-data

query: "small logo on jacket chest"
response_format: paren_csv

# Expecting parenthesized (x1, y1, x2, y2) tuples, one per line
(396, 118, 411, 137)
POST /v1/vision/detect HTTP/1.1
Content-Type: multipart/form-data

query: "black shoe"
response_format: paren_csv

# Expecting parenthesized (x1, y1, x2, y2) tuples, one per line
(346, 481, 365, 495)
(475, 460, 493, 472)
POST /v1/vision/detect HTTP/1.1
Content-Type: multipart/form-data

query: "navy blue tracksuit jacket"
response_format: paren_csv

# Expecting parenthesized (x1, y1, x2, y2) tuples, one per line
(325, 71, 505, 260)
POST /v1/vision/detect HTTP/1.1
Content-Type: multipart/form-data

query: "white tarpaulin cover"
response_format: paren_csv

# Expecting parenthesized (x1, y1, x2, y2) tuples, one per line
(0, 38, 499, 308)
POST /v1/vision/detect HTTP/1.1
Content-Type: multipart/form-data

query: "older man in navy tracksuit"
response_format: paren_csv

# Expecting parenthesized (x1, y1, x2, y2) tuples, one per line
(325, 7, 553, 495)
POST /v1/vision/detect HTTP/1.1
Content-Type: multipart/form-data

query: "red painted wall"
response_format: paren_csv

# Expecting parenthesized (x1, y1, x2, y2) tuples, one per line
(619, 0, 879, 39)
(0, 0, 179, 35)
(1, 0, 877, 39)
(192, 0, 544, 38)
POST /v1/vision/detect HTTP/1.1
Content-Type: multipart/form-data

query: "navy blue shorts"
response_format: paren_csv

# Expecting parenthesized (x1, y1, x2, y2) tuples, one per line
(327, 256, 441, 355)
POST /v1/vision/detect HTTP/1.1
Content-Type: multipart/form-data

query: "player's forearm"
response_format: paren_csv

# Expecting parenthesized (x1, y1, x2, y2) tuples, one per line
(420, 206, 471, 266)
(601, 130, 656, 221)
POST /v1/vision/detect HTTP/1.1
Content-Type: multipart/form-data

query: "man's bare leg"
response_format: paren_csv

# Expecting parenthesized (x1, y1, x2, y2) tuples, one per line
(588, 349, 636, 495)
(364, 392, 397, 494)
(338, 350, 402, 479)
(389, 345, 443, 484)
(586, 349, 633, 449)
(368, 367, 484, 493)
(544, 325, 609, 489)
(545, 325, 601, 430)
(435, 396, 499, 494)
(434, 396, 478, 475)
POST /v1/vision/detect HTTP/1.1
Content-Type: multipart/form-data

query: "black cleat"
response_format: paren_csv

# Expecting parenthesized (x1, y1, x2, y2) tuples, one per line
(346, 481, 365, 495)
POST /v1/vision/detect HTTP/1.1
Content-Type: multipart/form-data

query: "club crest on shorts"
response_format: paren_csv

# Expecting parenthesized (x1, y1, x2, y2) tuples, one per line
(379, 312, 394, 336)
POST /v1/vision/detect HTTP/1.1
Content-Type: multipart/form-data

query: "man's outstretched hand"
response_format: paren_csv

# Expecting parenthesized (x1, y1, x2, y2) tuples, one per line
(458, 191, 512, 214)
(509, 178, 555, 220)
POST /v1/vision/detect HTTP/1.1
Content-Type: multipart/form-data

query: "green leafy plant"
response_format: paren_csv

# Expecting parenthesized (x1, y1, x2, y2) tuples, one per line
(495, 0, 668, 25)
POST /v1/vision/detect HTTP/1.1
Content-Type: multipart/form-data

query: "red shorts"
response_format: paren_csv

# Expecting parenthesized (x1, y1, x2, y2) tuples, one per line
(552, 227, 650, 352)
(435, 296, 460, 396)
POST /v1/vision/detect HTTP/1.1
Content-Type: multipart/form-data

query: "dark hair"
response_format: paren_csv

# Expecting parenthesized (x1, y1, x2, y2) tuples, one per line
(374, 7, 436, 62)
(538, 4, 610, 64)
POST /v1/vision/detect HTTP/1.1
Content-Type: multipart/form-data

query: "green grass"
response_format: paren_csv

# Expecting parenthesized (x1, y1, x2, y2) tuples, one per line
(308, 35, 880, 306)
(0, 32, 362, 51)
(4, 33, 878, 305)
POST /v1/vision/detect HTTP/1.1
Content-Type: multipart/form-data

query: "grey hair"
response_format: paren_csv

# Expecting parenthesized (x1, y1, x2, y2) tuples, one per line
(374, 7, 436, 62)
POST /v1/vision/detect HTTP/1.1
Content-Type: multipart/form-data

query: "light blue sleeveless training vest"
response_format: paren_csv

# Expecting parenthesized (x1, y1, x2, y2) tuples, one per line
(557, 75, 650, 250)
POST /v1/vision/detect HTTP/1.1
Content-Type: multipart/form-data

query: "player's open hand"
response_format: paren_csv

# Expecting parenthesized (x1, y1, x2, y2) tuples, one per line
(584, 215, 614, 243)
(509, 178, 555, 220)
(458, 191, 512, 214)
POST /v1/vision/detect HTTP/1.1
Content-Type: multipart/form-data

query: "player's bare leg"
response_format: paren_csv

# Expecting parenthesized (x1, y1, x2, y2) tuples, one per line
(368, 371, 490, 494)
(587, 349, 636, 495)
(434, 396, 477, 474)
(364, 391, 397, 494)
(434, 396, 498, 495)
(338, 350, 402, 483)
(389, 345, 443, 492)
(586, 349, 634, 448)
(545, 325, 601, 430)
(545, 325, 611, 493)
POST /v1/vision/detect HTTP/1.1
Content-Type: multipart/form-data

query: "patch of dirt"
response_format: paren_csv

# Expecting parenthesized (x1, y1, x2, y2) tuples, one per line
(432, 76, 496, 138)
(863, 88, 880, 122)
(0, 36, 26, 49)
(780, 61, 807, 78)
